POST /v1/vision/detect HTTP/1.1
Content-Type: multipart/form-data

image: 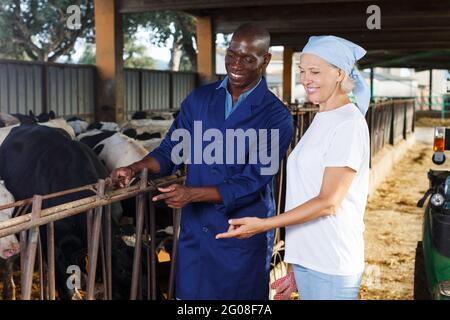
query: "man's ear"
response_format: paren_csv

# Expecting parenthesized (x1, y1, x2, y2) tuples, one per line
(263, 52, 272, 67)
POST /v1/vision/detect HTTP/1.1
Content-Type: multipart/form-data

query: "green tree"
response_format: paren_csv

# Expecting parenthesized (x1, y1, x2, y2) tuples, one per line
(77, 43, 95, 65)
(123, 36, 155, 69)
(0, 0, 94, 61)
(0, 1, 196, 70)
(124, 11, 197, 71)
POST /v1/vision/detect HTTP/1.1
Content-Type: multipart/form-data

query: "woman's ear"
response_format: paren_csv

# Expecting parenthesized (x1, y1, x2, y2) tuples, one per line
(337, 69, 346, 82)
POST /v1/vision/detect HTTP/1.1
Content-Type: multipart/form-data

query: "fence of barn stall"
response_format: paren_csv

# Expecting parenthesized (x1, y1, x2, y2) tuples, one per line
(272, 106, 319, 243)
(124, 69, 197, 119)
(0, 170, 184, 300)
(272, 98, 415, 242)
(0, 59, 96, 122)
(365, 98, 415, 165)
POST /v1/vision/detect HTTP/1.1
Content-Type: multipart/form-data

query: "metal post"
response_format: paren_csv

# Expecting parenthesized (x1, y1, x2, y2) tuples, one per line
(37, 234, 44, 300)
(149, 193, 157, 300)
(86, 179, 106, 300)
(168, 208, 181, 300)
(47, 222, 55, 300)
(104, 205, 112, 300)
(130, 169, 148, 299)
(22, 195, 42, 300)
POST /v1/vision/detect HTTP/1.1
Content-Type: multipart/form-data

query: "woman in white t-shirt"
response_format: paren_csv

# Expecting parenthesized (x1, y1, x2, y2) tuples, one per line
(216, 35, 371, 300)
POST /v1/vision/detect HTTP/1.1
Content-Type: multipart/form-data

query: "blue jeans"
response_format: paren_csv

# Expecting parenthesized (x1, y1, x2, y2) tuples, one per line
(292, 264, 363, 300)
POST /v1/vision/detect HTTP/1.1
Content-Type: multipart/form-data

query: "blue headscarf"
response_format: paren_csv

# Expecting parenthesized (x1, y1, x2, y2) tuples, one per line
(301, 35, 371, 115)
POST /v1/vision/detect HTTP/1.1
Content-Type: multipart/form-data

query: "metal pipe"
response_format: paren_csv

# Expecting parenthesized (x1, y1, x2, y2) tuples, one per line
(47, 222, 55, 300)
(149, 193, 157, 300)
(143, 197, 151, 300)
(168, 208, 181, 300)
(86, 180, 105, 300)
(0, 176, 186, 238)
(22, 195, 42, 300)
(86, 209, 93, 267)
(38, 234, 44, 300)
(130, 169, 148, 299)
(104, 205, 112, 300)
(99, 229, 107, 300)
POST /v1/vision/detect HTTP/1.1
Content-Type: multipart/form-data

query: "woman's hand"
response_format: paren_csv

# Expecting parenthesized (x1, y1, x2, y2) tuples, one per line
(215, 217, 268, 239)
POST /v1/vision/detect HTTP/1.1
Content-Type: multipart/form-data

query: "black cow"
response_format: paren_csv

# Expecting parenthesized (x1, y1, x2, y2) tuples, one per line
(0, 124, 155, 299)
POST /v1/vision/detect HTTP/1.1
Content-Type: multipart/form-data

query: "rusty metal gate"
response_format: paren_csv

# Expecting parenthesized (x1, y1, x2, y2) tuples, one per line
(0, 170, 184, 300)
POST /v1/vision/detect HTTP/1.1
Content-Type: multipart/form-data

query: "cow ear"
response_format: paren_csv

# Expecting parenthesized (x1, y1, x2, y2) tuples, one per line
(93, 144, 104, 155)
(29, 110, 35, 117)
(49, 111, 56, 119)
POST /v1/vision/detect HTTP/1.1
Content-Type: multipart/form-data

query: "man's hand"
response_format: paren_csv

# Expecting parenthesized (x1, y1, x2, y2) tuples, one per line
(152, 184, 193, 208)
(111, 166, 135, 188)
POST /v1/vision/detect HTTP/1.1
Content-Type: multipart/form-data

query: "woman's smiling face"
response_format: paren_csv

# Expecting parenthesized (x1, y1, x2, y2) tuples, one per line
(298, 53, 342, 105)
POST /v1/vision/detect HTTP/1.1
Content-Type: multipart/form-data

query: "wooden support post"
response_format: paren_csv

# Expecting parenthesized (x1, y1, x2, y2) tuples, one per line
(370, 68, 374, 101)
(196, 16, 215, 85)
(94, 0, 124, 123)
(429, 69, 433, 111)
(283, 47, 294, 104)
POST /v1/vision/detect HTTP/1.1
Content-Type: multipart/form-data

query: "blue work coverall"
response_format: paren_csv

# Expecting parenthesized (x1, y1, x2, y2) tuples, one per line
(149, 77, 293, 299)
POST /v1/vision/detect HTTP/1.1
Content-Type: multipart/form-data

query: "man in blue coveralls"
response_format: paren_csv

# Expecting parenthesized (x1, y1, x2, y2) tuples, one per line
(111, 23, 293, 299)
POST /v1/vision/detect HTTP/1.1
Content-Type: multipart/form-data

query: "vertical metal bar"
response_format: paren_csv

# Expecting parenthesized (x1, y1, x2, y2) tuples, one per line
(37, 234, 44, 300)
(47, 222, 55, 300)
(169, 72, 174, 109)
(138, 70, 143, 111)
(86, 209, 93, 263)
(130, 169, 148, 300)
(22, 195, 42, 300)
(42, 63, 48, 113)
(143, 197, 151, 300)
(104, 205, 112, 300)
(168, 208, 181, 300)
(86, 180, 106, 300)
(99, 229, 108, 300)
(149, 193, 157, 300)
(20, 229, 27, 290)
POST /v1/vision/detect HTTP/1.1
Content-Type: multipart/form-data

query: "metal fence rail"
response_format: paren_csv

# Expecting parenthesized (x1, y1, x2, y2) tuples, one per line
(0, 171, 184, 300)
(366, 98, 415, 160)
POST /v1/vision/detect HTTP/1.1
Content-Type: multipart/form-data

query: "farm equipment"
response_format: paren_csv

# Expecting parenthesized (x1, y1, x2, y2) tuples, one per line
(415, 127, 450, 299)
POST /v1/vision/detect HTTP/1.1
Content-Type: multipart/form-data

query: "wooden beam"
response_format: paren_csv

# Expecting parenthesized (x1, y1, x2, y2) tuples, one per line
(282, 47, 294, 103)
(215, 17, 450, 34)
(196, 16, 215, 84)
(94, 0, 124, 123)
(270, 31, 450, 50)
(361, 50, 450, 68)
(119, 0, 378, 13)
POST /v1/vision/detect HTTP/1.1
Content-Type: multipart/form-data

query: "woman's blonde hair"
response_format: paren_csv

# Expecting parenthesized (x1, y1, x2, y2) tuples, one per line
(340, 72, 355, 94)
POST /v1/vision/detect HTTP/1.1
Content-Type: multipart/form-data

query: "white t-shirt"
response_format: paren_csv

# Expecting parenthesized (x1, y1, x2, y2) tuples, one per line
(284, 103, 370, 276)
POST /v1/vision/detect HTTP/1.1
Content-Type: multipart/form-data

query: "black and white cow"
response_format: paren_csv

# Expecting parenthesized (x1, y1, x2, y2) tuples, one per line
(66, 117, 89, 136)
(0, 180, 20, 259)
(77, 129, 171, 232)
(0, 124, 153, 299)
(0, 113, 20, 128)
(120, 119, 173, 138)
(87, 122, 120, 132)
